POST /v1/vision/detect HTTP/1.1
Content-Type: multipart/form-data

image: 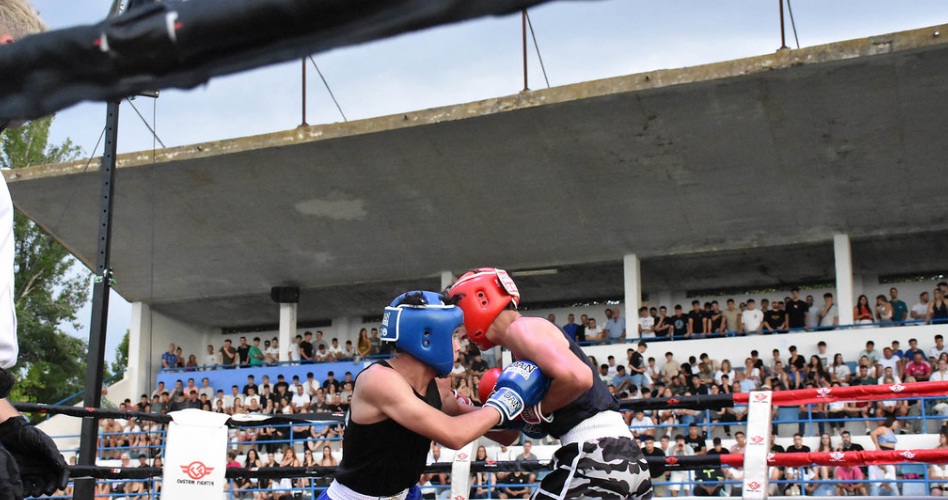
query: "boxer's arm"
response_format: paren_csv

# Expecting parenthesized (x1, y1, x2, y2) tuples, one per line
(506, 318, 592, 413)
(444, 389, 520, 445)
(356, 367, 501, 450)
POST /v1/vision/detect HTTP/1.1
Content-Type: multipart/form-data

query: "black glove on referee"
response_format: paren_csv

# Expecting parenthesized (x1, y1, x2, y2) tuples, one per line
(0, 442, 23, 500)
(0, 417, 68, 497)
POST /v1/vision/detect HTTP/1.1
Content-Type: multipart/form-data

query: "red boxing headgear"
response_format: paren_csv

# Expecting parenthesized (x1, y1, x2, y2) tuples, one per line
(447, 268, 520, 351)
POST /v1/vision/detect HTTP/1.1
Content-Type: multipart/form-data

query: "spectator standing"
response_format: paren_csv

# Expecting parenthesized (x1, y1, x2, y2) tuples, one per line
(653, 307, 671, 339)
(248, 337, 264, 367)
(687, 301, 707, 339)
(218, 339, 236, 368)
(670, 305, 688, 338)
(875, 295, 894, 324)
(722, 299, 740, 334)
(288, 334, 302, 363)
(927, 289, 948, 325)
(298, 331, 315, 363)
(889, 288, 908, 324)
(561, 313, 579, 342)
(236, 337, 251, 367)
(629, 341, 648, 387)
(161, 343, 178, 370)
(202, 344, 216, 368)
(368, 327, 381, 355)
(786, 288, 808, 330)
(328, 338, 345, 360)
(638, 307, 655, 339)
(584, 317, 603, 343)
(911, 292, 930, 322)
(265, 338, 280, 365)
(818, 293, 838, 329)
(605, 307, 626, 344)
(740, 299, 763, 335)
(854, 295, 874, 326)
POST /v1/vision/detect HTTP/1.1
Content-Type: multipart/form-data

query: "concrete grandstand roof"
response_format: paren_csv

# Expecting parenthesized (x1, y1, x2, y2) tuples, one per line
(7, 24, 948, 329)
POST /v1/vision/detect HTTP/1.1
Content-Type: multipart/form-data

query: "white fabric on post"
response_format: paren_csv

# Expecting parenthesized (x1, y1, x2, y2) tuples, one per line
(450, 441, 475, 500)
(742, 391, 773, 500)
(162, 409, 231, 498)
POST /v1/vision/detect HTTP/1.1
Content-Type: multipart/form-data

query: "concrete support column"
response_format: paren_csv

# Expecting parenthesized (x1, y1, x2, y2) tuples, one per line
(128, 302, 152, 402)
(623, 254, 642, 339)
(279, 303, 297, 363)
(440, 271, 455, 291)
(834, 233, 855, 326)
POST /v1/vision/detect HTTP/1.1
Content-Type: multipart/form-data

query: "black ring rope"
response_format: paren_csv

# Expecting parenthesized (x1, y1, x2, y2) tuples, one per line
(68, 456, 725, 481)
(13, 403, 345, 426)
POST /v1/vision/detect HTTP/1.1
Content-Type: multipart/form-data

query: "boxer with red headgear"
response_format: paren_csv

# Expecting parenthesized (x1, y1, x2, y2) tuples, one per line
(0, 4, 69, 499)
(320, 291, 547, 500)
(448, 268, 653, 500)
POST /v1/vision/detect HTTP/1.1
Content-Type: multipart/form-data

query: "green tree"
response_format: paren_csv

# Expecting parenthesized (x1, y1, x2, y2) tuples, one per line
(106, 329, 129, 381)
(1, 117, 91, 405)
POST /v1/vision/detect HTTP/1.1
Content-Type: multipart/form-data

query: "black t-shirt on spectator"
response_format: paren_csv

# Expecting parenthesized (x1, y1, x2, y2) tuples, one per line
(709, 313, 723, 332)
(688, 311, 706, 334)
(788, 444, 810, 453)
(242, 383, 258, 396)
(671, 315, 688, 336)
(630, 352, 645, 372)
(765, 310, 784, 329)
(685, 434, 706, 455)
(788, 355, 806, 371)
(841, 442, 864, 452)
(323, 379, 341, 393)
(237, 345, 251, 365)
(706, 446, 729, 456)
(654, 317, 670, 338)
(787, 300, 808, 328)
(300, 341, 314, 361)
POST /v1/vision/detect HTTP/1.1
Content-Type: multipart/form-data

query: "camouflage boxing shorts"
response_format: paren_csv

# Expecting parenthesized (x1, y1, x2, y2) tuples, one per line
(533, 436, 653, 500)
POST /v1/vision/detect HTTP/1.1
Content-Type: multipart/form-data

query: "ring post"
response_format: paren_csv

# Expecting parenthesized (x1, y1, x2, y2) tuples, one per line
(743, 391, 773, 499)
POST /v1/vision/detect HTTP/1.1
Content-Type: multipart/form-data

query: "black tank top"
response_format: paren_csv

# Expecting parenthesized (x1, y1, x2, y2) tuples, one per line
(933, 301, 948, 320)
(543, 333, 620, 438)
(334, 361, 442, 496)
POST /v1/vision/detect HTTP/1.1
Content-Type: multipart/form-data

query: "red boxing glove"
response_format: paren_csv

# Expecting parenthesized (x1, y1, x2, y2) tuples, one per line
(478, 368, 502, 403)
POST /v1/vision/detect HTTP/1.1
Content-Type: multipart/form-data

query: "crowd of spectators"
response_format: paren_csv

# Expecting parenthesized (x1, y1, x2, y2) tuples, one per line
(159, 328, 389, 373)
(550, 283, 948, 345)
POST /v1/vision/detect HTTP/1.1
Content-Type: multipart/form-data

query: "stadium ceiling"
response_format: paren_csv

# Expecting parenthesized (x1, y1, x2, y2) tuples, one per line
(7, 24, 948, 329)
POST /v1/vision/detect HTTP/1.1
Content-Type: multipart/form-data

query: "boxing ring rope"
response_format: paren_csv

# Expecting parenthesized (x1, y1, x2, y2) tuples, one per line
(16, 379, 948, 500)
(617, 380, 948, 411)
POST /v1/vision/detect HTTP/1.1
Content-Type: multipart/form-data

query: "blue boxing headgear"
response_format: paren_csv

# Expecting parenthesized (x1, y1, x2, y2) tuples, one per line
(381, 291, 463, 376)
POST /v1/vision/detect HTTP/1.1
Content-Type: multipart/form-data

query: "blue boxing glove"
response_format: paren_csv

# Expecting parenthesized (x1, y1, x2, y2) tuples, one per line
(484, 361, 550, 425)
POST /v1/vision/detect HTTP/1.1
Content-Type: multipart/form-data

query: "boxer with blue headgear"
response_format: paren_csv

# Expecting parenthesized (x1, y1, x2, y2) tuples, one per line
(318, 290, 549, 500)
(380, 290, 462, 376)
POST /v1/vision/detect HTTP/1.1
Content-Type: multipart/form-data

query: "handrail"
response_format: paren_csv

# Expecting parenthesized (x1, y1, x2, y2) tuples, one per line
(46, 369, 127, 420)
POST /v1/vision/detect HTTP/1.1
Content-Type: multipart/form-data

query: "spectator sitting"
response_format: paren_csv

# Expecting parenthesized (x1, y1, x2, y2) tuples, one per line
(834, 464, 867, 496)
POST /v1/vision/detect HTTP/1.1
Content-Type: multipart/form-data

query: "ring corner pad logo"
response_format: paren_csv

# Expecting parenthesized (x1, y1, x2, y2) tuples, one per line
(178, 461, 216, 485)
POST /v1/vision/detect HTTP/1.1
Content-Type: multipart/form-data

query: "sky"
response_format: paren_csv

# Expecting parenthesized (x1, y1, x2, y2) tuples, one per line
(29, 0, 948, 363)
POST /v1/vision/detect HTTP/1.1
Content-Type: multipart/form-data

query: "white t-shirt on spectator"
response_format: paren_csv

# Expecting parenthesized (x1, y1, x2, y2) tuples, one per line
(304, 379, 320, 397)
(585, 325, 602, 340)
(931, 369, 948, 382)
(265, 346, 279, 361)
(329, 345, 345, 358)
(288, 343, 301, 362)
(819, 305, 838, 327)
(930, 346, 948, 360)
(742, 309, 763, 332)
(639, 316, 655, 338)
(245, 394, 260, 407)
(878, 356, 900, 374)
(912, 302, 929, 320)
(833, 364, 851, 382)
(203, 353, 217, 367)
(291, 393, 310, 409)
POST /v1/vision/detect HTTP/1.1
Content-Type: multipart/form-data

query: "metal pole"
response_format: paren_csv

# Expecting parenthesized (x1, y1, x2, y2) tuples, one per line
(778, 0, 788, 49)
(73, 100, 120, 500)
(522, 9, 528, 91)
(300, 57, 309, 127)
